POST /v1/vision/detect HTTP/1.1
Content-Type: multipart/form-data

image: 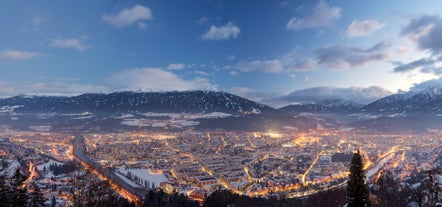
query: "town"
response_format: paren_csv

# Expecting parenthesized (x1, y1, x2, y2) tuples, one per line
(0, 128, 440, 205)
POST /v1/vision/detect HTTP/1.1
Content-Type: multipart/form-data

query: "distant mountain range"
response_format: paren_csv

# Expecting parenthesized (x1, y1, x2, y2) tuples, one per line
(0, 91, 277, 115)
(279, 99, 363, 114)
(278, 86, 442, 132)
(0, 91, 315, 132)
(1, 87, 442, 132)
(360, 87, 442, 116)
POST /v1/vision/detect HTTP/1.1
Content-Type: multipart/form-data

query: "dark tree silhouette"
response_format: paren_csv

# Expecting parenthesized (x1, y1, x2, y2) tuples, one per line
(346, 151, 370, 207)
(0, 175, 8, 206)
(8, 168, 28, 207)
(29, 182, 45, 207)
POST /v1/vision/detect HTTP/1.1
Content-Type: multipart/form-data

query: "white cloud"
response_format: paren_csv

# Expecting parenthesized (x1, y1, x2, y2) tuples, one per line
(235, 54, 317, 74)
(105, 68, 217, 91)
(229, 70, 239, 76)
(300, 76, 310, 82)
(201, 22, 240, 41)
(0, 80, 107, 97)
(316, 41, 389, 69)
(49, 38, 89, 52)
(167, 63, 185, 70)
(194, 70, 210, 76)
(236, 59, 284, 73)
(31, 16, 42, 27)
(197, 17, 210, 24)
(228, 87, 284, 107)
(287, 1, 341, 31)
(0, 50, 44, 61)
(276, 86, 392, 104)
(347, 20, 385, 37)
(288, 74, 297, 78)
(103, 5, 152, 29)
(0, 68, 217, 97)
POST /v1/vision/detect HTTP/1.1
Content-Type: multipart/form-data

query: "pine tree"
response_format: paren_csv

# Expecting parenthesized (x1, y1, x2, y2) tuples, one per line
(8, 168, 28, 207)
(29, 182, 46, 207)
(0, 175, 8, 206)
(346, 150, 371, 207)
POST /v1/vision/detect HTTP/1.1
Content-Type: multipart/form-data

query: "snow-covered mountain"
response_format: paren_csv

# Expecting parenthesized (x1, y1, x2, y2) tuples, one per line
(360, 87, 442, 115)
(0, 91, 278, 115)
(279, 99, 363, 114)
(0, 91, 318, 132)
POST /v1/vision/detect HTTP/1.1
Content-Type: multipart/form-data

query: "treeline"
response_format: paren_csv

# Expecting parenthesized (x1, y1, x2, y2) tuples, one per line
(0, 168, 45, 207)
(370, 169, 441, 207)
(142, 189, 199, 207)
(45, 161, 77, 176)
(203, 188, 347, 207)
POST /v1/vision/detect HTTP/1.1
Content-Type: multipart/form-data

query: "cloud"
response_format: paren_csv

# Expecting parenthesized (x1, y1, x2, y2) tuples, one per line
(0, 50, 44, 61)
(167, 63, 185, 70)
(31, 16, 42, 27)
(105, 68, 217, 91)
(347, 20, 385, 37)
(228, 86, 282, 106)
(236, 59, 284, 73)
(393, 56, 442, 74)
(0, 68, 217, 97)
(275, 86, 392, 104)
(103, 5, 152, 29)
(392, 15, 442, 76)
(229, 70, 239, 76)
(235, 53, 317, 74)
(401, 15, 442, 55)
(201, 22, 240, 41)
(0, 80, 107, 97)
(300, 76, 310, 82)
(49, 38, 89, 52)
(287, 1, 341, 31)
(409, 77, 442, 92)
(194, 70, 210, 76)
(316, 41, 389, 69)
(197, 17, 210, 24)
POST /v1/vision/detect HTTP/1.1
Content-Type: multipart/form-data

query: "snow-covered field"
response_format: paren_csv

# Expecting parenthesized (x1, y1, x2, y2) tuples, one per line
(118, 168, 168, 188)
(143, 112, 232, 119)
(29, 125, 52, 132)
(0, 105, 22, 113)
(0, 160, 20, 177)
(121, 112, 231, 128)
(36, 159, 65, 179)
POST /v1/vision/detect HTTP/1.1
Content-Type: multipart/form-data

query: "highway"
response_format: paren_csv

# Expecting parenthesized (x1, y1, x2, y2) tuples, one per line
(72, 134, 149, 205)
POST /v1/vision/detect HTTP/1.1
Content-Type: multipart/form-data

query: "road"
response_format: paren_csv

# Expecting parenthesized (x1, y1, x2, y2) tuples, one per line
(287, 149, 399, 199)
(72, 134, 149, 204)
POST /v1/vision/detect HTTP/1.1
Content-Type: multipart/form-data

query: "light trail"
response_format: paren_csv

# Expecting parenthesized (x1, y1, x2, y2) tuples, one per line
(25, 162, 38, 184)
(301, 152, 321, 185)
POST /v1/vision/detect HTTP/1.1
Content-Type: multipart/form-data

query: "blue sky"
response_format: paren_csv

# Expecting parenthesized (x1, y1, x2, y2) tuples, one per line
(2, 0, 442, 106)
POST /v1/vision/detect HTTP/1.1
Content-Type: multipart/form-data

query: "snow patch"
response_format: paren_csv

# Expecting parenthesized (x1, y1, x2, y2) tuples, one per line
(118, 168, 168, 188)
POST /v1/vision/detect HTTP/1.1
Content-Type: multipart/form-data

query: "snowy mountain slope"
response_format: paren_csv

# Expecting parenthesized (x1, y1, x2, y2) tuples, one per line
(0, 91, 279, 115)
(279, 99, 363, 114)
